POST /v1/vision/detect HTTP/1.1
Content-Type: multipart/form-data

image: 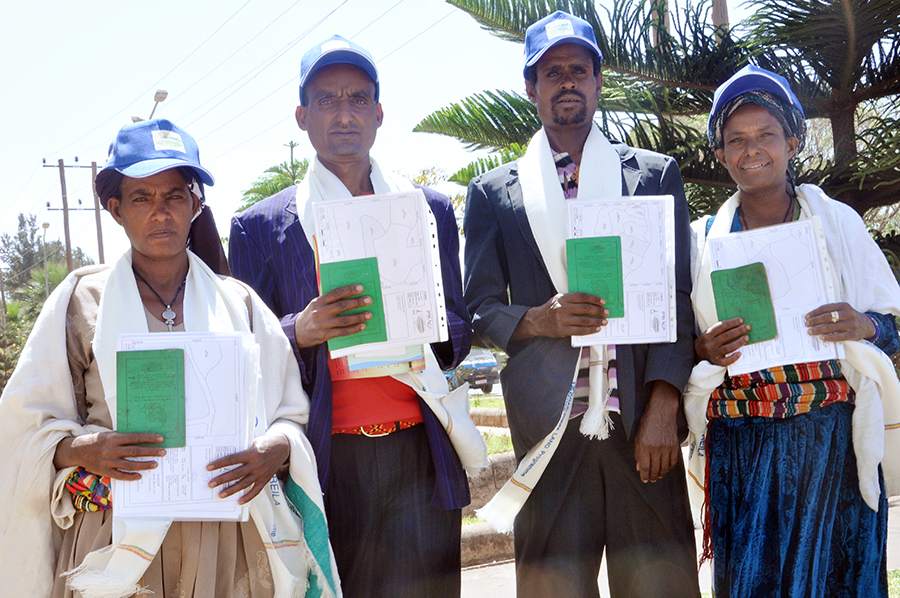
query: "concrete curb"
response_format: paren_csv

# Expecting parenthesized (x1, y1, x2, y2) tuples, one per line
(470, 407, 508, 428)
(462, 523, 514, 567)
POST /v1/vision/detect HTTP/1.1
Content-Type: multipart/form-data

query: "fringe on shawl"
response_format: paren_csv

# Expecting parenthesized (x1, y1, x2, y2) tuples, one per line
(579, 406, 613, 441)
(64, 566, 148, 598)
(699, 433, 714, 567)
(475, 491, 519, 535)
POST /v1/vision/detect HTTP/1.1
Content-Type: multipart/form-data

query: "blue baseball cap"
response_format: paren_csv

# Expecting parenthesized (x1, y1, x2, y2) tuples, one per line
(299, 35, 379, 105)
(523, 11, 602, 77)
(710, 65, 806, 121)
(96, 119, 214, 206)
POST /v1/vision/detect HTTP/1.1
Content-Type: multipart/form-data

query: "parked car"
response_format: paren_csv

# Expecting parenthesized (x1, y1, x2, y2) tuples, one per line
(450, 348, 501, 394)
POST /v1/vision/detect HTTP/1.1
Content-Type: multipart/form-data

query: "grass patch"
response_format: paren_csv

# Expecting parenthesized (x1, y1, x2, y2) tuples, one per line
(482, 430, 513, 455)
(462, 514, 485, 526)
(470, 395, 505, 409)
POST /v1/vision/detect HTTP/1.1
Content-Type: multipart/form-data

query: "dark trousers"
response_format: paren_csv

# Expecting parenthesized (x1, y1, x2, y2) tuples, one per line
(514, 413, 700, 598)
(325, 424, 462, 598)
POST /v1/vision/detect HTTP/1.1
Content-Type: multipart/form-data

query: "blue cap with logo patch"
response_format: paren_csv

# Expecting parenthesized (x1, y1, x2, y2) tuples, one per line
(96, 119, 214, 196)
(300, 35, 379, 105)
(523, 11, 602, 77)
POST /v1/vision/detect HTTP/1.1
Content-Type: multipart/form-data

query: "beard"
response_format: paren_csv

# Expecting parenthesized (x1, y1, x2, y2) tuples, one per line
(551, 90, 588, 126)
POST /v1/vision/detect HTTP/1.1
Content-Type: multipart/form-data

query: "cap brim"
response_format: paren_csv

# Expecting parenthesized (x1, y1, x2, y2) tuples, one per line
(301, 50, 378, 89)
(524, 36, 601, 73)
(116, 158, 215, 186)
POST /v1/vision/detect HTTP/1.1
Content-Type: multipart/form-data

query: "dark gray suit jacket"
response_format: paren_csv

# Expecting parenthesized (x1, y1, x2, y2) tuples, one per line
(463, 142, 695, 460)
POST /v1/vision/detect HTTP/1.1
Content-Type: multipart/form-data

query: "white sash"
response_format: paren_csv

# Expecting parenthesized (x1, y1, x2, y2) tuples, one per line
(477, 124, 623, 533)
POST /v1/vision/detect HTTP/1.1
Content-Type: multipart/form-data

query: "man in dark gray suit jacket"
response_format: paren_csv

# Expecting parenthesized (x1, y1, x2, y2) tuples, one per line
(464, 11, 700, 598)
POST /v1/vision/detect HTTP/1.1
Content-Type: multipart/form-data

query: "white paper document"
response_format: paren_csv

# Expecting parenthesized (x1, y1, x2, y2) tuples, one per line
(113, 332, 257, 521)
(313, 189, 448, 358)
(566, 195, 676, 346)
(708, 217, 843, 376)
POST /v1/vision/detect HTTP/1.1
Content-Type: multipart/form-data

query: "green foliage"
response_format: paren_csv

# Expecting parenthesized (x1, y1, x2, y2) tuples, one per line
(889, 569, 900, 596)
(0, 302, 31, 393)
(238, 142, 310, 211)
(426, 0, 900, 217)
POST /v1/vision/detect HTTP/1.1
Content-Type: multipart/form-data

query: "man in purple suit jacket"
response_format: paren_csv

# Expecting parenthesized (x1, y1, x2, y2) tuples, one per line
(228, 36, 472, 598)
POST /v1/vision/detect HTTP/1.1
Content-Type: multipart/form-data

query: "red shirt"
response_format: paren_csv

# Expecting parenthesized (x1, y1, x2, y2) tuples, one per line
(328, 359, 423, 432)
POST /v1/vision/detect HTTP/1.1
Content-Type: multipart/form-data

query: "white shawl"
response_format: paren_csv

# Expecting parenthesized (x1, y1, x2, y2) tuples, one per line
(295, 155, 487, 475)
(684, 184, 900, 513)
(0, 252, 340, 598)
(477, 124, 623, 533)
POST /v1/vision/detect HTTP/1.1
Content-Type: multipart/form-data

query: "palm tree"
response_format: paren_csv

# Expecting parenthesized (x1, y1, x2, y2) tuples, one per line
(238, 141, 310, 211)
(415, 0, 900, 217)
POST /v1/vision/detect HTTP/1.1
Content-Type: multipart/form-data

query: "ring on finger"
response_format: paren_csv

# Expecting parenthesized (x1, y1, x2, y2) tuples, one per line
(830, 310, 840, 323)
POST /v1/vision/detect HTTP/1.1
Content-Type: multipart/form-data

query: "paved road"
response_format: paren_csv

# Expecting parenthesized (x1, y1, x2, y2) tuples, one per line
(462, 497, 900, 598)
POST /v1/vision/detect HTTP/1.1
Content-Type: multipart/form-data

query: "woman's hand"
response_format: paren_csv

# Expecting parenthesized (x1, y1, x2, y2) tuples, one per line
(806, 302, 875, 342)
(54, 432, 166, 480)
(207, 433, 290, 505)
(695, 317, 750, 366)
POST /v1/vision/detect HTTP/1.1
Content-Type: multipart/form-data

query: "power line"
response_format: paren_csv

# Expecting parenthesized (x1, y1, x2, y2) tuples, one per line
(183, 1, 350, 130)
(350, 0, 405, 39)
(378, 9, 455, 63)
(41, 0, 252, 160)
(205, 116, 294, 163)
(165, 0, 306, 111)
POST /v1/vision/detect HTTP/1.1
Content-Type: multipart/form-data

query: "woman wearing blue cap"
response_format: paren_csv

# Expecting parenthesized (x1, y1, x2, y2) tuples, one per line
(684, 65, 900, 597)
(0, 120, 340, 597)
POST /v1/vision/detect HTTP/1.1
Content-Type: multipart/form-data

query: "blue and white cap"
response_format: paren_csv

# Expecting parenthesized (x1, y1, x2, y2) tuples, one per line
(300, 35, 379, 105)
(523, 11, 602, 77)
(96, 118, 214, 205)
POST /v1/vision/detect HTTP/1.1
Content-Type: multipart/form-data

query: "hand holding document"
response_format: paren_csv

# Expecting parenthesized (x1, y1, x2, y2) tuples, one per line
(565, 195, 676, 346)
(707, 217, 843, 376)
(314, 189, 448, 359)
(113, 332, 258, 521)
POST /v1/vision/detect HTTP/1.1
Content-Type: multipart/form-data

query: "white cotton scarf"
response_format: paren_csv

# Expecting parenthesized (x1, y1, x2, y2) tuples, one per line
(65, 251, 339, 598)
(295, 156, 488, 475)
(476, 124, 623, 533)
(684, 184, 900, 515)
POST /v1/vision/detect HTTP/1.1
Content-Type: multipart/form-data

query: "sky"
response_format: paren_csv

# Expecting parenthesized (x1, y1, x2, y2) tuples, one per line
(0, 0, 748, 272)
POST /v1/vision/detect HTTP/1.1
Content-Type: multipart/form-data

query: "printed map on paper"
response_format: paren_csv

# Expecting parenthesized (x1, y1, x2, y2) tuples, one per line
(566, 195, 676, 345)
(113, 332, 255, 521)
(708, 217, 843, 376)
(314, 189, 448, 358)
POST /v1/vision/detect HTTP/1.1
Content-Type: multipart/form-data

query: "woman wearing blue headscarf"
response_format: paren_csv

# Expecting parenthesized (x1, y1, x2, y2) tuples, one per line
(685, 65, 900, 597)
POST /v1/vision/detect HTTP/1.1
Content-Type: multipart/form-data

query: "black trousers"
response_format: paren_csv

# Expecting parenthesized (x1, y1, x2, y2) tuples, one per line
(514, 413, 700, 598)
(325, 424, 461, 598)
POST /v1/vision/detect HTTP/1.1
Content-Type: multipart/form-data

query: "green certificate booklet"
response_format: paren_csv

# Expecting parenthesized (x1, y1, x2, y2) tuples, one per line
(710, 262, 778, 344)
(319, 257, 388, 352)
(566, 236, 625, 318)
(116, 348, 186, 447)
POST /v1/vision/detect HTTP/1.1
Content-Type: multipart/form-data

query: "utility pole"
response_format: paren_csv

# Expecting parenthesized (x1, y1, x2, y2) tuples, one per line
(91, 161, 105, 264)
(0, 268, 7, 327)
(43, 158, 105, 271)
(57, 159, 72, 272)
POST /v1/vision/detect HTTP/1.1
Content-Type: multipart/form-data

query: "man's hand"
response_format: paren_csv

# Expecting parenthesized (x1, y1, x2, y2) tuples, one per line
(294, 284, 373, 349)
(633, 380, 680, 483)
(511, 292, 608, 341)
(53, 432, 166, 480)
(207, 433, 290, 505)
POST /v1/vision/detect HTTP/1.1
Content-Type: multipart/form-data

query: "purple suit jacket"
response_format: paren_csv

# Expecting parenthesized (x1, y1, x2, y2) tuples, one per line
(229, 184, 472, 510)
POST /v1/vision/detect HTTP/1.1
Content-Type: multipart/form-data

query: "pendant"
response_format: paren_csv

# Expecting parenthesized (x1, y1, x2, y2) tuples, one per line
(162, 307, 176, 328)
